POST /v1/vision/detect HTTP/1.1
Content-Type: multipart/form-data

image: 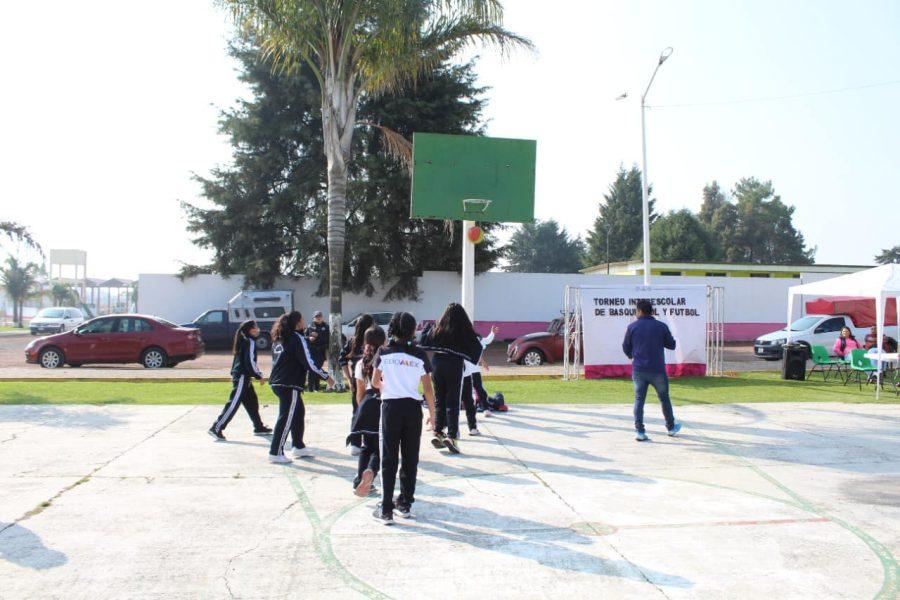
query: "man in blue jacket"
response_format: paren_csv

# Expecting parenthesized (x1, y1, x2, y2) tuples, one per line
(622, 299, 682, 441)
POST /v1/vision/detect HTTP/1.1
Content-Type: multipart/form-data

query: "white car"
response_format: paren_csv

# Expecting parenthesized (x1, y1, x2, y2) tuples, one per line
(30, 307, 86, 336)
(341, 312, 393, 342)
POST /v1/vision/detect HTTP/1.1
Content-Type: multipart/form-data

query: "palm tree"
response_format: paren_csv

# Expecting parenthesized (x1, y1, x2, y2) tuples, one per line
(50, 282, 78, 306)
(1, 257, 40, 328)
(223, 0, 532, 382)
(0, 221, 41, 253)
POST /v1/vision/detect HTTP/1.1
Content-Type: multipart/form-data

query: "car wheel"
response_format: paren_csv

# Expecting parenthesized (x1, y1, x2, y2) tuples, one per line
(522, 348, 545, 367)
(141, 347, 168, 369)
(39, 347, 64, 369)
(255, 333, 271, 351)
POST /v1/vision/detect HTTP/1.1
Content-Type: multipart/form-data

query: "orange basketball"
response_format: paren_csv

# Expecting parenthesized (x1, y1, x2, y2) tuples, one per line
(467, 225, 484, 244)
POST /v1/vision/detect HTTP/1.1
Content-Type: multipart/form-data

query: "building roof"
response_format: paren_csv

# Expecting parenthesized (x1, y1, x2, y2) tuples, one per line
(581, 260, 872, 275)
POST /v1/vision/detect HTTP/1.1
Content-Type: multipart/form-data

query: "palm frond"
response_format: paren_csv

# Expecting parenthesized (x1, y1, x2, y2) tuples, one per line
(356, 120, 412, 168)
(0, 221, 42, 254)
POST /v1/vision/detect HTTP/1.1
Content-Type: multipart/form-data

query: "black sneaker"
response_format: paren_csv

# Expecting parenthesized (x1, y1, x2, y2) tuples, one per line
(443, 436, 461, 454)
(394, 497, 412, 518)
(253, 426, 273, 436)
(207, 427, 226, 442)
(431, 432, 446, 449)
(373, 504, 394, 525)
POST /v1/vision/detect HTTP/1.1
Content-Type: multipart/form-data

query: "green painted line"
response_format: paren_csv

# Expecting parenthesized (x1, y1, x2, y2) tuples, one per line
(696, 432, 898, 600)
(284, 469, 394, 600)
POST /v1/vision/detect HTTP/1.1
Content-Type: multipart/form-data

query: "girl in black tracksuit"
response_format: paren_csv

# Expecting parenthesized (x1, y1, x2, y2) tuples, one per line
(342, 314, 374, 454)
(208, 320, 271, 441)
(371, 312, 436, 524)
(267, 311, 333, 463)
(420, 303, 483, 454)
(347, 325, 386, 497)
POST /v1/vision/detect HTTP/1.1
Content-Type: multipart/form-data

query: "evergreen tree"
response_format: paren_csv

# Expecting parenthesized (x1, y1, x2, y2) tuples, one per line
(875, 245, 900, 264)
(182, 43, 501, 298)
(585, 166, 657, 266)
(645, 209, 719, 262)
(504, 219, 584, 273)
(698, 181, 726, 226)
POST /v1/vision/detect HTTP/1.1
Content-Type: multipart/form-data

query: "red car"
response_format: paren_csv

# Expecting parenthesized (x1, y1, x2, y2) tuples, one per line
(507, 318, 580, 366)
(25, 314, 204, 369)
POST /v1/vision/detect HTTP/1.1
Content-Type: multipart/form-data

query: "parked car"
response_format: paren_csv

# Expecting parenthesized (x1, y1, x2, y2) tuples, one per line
(183, 290, 293, 350)
(29, 307, 85, 335)
(507, 318, 579, 366)
(341, 312, 393, 341)
(753, 314, 900, 360)
(25, 314, 204, 369)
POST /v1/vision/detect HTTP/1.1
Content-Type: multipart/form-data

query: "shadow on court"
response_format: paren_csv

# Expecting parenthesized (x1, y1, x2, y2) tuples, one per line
(0, 523, 68, 570)
(0, 405, 125, 429)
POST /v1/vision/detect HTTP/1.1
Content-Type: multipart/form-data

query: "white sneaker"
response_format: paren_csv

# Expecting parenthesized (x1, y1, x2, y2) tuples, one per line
(349, 445, 362, 456)
(483, 410, 493, 417)
(292, 446, 314, 458)
(268, 454, 292, 464)
(468, 427, 481, 436)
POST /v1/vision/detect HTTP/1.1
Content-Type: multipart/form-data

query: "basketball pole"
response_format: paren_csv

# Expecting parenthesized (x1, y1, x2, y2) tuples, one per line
(462, 220, 476, 318)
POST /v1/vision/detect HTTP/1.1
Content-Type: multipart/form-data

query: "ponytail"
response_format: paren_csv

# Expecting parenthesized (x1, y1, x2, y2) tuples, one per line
(361, 325, 386, 382)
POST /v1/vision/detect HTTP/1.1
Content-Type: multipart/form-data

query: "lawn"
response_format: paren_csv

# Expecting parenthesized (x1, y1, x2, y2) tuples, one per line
(0, 326, 27, 332)
(0, 372, 895, 405)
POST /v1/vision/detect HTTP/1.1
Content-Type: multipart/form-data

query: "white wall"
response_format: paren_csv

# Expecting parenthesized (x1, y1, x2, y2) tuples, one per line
(139, 270, 840, 330)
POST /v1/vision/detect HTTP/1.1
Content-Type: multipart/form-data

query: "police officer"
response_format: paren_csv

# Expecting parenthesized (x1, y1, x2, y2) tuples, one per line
(305, 310, 330, 392)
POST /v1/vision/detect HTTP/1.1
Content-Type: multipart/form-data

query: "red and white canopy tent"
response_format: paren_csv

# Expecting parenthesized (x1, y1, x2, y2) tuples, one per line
(787, 264, 900, 398)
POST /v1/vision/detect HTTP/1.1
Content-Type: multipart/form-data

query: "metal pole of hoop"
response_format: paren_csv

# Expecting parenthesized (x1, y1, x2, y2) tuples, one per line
(461, 199, 492, 319)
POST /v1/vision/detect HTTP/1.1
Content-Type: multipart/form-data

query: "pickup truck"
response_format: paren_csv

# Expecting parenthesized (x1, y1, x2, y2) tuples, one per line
(753, 314, 899, 360)
(183, 290, 293, 350)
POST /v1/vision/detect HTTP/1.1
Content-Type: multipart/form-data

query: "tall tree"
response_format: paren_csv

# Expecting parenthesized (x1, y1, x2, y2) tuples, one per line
(1, 257, 39, 327)
(183, 45, 502, 296)
(875, 245, 900, 264)
(223, 0, 531, 382)
(504, 219, 584, 273)
(715, 178, 814, 264)
(585, 166, 657, 266)
(698, 181, 726, 226)
(50, 282, 78, 306)
(645, 209, 718, 262)
(0, 222, 41, 253)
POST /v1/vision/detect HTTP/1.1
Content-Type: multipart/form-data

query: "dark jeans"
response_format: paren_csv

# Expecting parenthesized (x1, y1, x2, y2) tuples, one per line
(432, 354, 464, 438)
(632, 370, 675, 434)
(471, 372, 489, 408)
(380, 398, 423, 512)
(269, 386, 305, 456)
(461, 376, 477, 431)
(306, 355, 326, 391)
(212, 376, 263, 432)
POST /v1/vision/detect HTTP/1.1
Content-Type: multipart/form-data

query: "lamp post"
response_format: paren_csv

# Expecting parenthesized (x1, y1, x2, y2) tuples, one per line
(638, 47, 673, 286)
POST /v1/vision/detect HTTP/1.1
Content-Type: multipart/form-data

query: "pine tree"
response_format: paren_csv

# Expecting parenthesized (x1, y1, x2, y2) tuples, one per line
(504, 220, 584, 273)
(584, 166, 657, 266)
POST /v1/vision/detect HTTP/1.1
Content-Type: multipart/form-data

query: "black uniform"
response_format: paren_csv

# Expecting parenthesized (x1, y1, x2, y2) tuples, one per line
(375, 342, 432, 514)
(347, 374, 381, 489)
(268, 332, 329, 456)
(305, 321, 330, 391)
(211, 334, 264, 434)
(421, 330, 483, 440)
(340, 339, 364, 412)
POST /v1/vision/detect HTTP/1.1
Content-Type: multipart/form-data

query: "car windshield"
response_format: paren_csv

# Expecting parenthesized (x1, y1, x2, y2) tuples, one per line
(37, 308, 66, 318)
(547, 319, 563, 333)
(787, 316, 822, 331)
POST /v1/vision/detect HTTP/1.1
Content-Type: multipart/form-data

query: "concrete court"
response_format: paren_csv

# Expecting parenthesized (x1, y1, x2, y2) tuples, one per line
(0, 402, 897, 599)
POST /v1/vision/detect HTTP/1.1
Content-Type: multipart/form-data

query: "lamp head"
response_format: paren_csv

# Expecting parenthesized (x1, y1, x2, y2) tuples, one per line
(615, 92, 628, 101)
(658, 47, 674, 65)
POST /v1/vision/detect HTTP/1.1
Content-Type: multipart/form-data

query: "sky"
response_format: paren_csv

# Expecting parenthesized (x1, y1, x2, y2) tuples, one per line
(2, 0, 898, 280)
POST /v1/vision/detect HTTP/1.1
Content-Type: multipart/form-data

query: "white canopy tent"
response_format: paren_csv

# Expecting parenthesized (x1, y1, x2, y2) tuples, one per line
(787, 264, 900, 398)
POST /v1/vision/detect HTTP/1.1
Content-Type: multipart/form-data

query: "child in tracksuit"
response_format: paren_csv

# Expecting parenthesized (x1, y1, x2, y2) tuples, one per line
(460, 325, 498, 434)
(371, 312, 436, 525)
(347, 325, 386, 497)
(268, 311, 333, 463)
(421, 303, 483, 454)
(342, 314, 374, 456)
(208, 320, 272, 441)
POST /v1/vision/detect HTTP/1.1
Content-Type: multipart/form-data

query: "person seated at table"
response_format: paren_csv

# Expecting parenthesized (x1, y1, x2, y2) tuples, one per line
(864, 326, 899, 352)
(833, 326, 863, 359)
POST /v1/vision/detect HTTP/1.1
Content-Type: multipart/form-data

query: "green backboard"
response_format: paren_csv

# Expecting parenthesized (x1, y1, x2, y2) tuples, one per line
(410, 133, 536, 223)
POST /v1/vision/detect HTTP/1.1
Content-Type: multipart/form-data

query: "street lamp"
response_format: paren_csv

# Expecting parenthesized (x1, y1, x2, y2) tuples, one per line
(639, 46, 673, 285)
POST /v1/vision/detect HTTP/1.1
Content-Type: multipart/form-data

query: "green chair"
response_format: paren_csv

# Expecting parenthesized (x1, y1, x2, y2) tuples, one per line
(809, 345, 846, 382)
(845, 349, 877, 390)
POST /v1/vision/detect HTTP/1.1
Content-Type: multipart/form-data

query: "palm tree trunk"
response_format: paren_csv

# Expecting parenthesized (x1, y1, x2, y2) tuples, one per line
(322, 73, 357, 387)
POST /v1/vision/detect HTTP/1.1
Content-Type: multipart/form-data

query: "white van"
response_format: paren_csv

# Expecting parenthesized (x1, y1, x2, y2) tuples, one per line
(30, 307, 85, 335)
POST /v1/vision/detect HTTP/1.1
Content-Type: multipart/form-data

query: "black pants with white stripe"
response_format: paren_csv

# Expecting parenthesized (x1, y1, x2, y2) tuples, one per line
(380, 398, 422, 512)
(269, 386, 306, 456)
(432, 354, 464, 439)
(212, 376, 263, 433)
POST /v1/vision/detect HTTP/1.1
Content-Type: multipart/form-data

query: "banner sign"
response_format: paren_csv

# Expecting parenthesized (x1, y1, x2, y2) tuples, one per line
(582, 286, 707, 378)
